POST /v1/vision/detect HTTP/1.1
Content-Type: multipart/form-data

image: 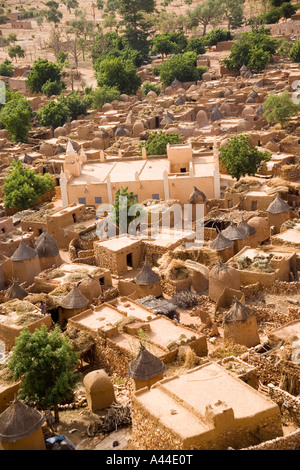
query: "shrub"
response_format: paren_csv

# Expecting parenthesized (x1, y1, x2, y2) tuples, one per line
(158, 51, 204, 86)
(41, 79, 65, 97)
(92, 85, 120, 109)
(187, 36, 206, 55)
(0, 58, 13, 77)
(142, 130, 182, 156)
(39, 100, 70, 128)
(141, 81, 161, 96)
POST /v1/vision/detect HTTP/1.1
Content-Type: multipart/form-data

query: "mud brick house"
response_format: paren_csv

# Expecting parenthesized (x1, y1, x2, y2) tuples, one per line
(131, 362, 283, 450)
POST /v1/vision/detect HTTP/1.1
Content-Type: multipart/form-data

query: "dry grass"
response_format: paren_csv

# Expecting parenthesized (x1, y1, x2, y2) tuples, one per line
(210, 339, 248, 359)
(0, 366, 15, 386)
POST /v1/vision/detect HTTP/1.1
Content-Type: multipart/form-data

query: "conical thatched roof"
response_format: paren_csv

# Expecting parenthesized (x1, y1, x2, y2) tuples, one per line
(59, 286, 89, 310)
(135, 260, 161, 286)
(128, 343, 165, 380)
(208, 232, 234, 251)
(224, 299, 254, 323)
(6, 282, 28, 300)
(239, 218, 256, 236)
(266, 193, 290, 214)
(171, 78, 181, 88)
(0, 398, 45, 442)
(221, 223, 247, 240)
(10, 240, 38, 262)
(35, 232, 59, 258)
(188, 186, 207, 204)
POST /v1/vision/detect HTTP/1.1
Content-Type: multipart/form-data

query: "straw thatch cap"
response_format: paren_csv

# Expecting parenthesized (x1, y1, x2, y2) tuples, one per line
(171, 78, 181, 88)
(10, 240, 38, 262)
(188, 186, 207, 204)
(128, 343, 165, 380)
(224, 299, 254, 323)
(6, 282, 28, 300)
(239, 218, 256, 236)
(208, 232, 234, 251)
(59, 286, 89, 310)
(266, 193, 290, 214)
(35, 232, 59, 258)
(0, 398, 45, 442)
(135, 260, 161, 286)
(221, 223, 247, 240)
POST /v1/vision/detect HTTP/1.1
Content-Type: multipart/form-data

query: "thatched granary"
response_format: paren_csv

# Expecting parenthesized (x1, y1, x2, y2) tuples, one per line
(57, 286, 90, 326)
(209, 263, 241, 303)
(0, 398, 46, 450)
(128, 343, 165, 390)
(134, 260, 162, 298)
(208, 232, 234, 262)
(188, 186, 207, 219)
(239, 218, 257, 248)
(266, 193, 291, 233)
(10, 240, 41, 285)
(35, 232, 62, 271)
(221, 223, 248, 253)
(223, 299, 260, 348)
(83, 369, 116, 412)
(6, 282, 28, 300)
(0, 252, 12, 289)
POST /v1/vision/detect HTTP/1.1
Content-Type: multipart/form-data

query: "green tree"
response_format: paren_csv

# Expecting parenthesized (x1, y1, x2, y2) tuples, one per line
(290, 40, 300, 62)
(143, 130, 182, 156)
(41, 79, 65, 97)
(62, 91, 88, 120)
(152, 32, 188, 59)
(43, 1, 63, 25)
(187, 36, 206, 55)
(158, 51, 206, 86)
(8, 44, 25, 62)
(112, 186, 146, 231)
(26, 57, 62, 93)
(0, 58, 13, 76)
(0, 97, 32, 142)
(263, 91, 300, 127)
(190, 0, 224, 36)
(219, 134, 271, 181)
(39, 99, 70, 128)
(223, 27, 276, 71)
(61, 0, 79, 13)
(8, 324, 80, 422)
(3, 160, 55, 209)
(7, 33, 17, 44)
(118, 0, 155, 58)
(220, 0, 245, 30)
(96, 57, 141, 94)
(92, 85, 121, 109)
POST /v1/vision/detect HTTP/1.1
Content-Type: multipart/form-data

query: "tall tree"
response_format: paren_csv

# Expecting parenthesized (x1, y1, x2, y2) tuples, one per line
(61, 0, 79, 14)
(191, 0, 223, 36)
(118, 0, 155, 55)
(8, 325, 80, 423)
(220, 0, 245, 30)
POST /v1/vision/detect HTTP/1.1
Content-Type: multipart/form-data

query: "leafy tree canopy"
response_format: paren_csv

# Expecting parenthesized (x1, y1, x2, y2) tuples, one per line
(26, 57, 62, 94)
(263, 91, 300, 127)
(8, 324, 80, 422)
(0, 96, 32, 143)
(3, 160, 55, 209)
(219, 134, 271, 181)
(142, 130, 182, 156)
(96, 56, 141, 95)
(158, 51, 207, 86)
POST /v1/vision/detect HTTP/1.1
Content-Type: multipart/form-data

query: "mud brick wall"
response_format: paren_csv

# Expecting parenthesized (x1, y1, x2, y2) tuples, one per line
(267, 385, 300, 425)
(242, 428, 300, 450)
(270, 281, 300, 295)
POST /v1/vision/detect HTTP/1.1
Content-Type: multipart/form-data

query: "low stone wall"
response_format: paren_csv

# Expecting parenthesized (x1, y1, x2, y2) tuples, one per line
(267, 384, 300, 426)
(242, 428, 300, 450)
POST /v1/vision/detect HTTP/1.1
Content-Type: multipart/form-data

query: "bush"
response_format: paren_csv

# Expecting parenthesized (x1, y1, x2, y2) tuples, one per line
(158, 51, 204, 86)
(203, 28, 233, 47)
(26, 57, 62, 93)
(3, 160, 55, 210)
(142, 131, 182, 156)
(92, 85, 120, 109)
(141, 81, 161, 96)
(223, 28, 276, 72)
(96, 57, 141, 95)
(62, 91, 88, 120)
(0, 59, 13, 77)
(39, 100, 70, 128)
(187, 37, 206, 55)
(290, 40, 300, 62)
(263, 91, 300, 126)
(41, 79, 65, 97)
(0, 97, 33, 142)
